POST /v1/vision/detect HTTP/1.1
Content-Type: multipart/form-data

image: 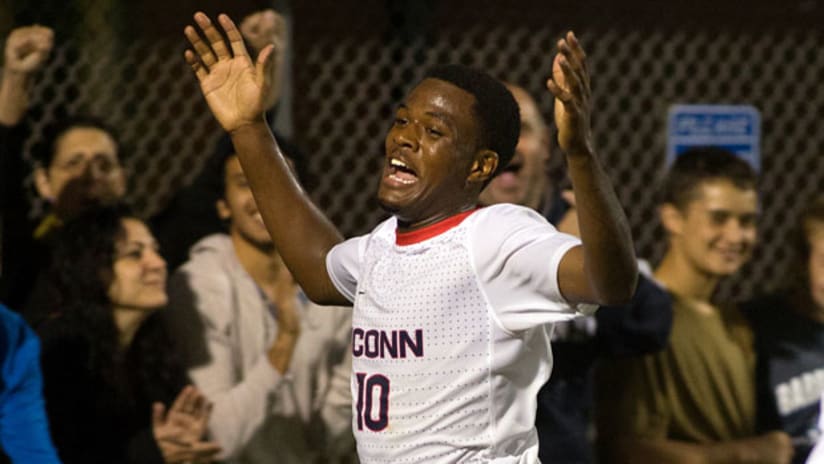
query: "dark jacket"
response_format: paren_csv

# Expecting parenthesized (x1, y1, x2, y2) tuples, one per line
(38, 311, 188, 463)
(536, 272, 673, 463)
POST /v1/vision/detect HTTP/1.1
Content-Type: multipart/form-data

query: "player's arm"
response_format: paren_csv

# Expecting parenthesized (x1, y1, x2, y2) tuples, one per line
(610, 433, 794, 464)
(184, 12, 346, 305)
(547, 32, 637, 306)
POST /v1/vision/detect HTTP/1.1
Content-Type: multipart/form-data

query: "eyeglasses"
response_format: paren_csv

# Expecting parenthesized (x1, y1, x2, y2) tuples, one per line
(52, 154, 122, 177)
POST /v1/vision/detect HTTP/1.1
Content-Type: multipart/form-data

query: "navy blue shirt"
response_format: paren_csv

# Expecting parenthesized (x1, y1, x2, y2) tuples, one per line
(536, 272, 673, 463)
(743, 293, 824, 464)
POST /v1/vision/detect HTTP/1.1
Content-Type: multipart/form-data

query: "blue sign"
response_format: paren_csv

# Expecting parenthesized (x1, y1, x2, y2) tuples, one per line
(667, 104, 761, 171)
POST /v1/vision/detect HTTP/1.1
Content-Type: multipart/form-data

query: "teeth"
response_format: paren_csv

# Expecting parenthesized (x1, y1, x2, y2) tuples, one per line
(389, 174, 417, 185)
(390, 158, 409, 169)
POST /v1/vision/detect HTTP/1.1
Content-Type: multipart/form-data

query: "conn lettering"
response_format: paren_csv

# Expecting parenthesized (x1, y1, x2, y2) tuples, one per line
(352, 328, 424, 359)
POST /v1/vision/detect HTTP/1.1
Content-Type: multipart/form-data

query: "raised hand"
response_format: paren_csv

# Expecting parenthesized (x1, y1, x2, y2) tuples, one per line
(240, 9, 287, 110)
(1, 25, 54, 125)
(4, 25, 54, 75)
(152, 385, 222, 463)
(239, 9, 286, 56)
(546, 31, 594, 158)
(184, 12, 274, 133)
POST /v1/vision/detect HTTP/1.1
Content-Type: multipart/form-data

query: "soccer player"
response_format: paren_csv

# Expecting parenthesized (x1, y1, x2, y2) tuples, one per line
(183, 12, 637, 462)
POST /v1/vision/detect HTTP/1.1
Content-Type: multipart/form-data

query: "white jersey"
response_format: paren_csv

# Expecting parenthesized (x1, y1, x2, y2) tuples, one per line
(326, 203, 593, 463)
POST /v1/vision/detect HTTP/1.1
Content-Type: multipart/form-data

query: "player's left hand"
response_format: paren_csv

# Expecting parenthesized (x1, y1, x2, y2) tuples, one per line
(546, 31, 594, 158)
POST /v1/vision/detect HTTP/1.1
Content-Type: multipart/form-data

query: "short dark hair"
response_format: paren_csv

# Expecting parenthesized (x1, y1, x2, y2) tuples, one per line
(660, 147, 757, 209)
(34, 115, 121, 167)
(423, 65, 520, 176)
(203, 133, 304, 204)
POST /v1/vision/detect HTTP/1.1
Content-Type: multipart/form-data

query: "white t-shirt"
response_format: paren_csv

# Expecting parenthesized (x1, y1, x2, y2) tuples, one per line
(326, 203, 592, 463)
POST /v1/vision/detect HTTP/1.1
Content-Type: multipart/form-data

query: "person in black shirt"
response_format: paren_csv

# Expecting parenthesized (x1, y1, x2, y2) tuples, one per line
(743, 196, 824, 463)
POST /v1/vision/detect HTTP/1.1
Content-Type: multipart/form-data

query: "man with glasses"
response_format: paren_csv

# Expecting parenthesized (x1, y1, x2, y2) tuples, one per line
(1, 26, 126, 315)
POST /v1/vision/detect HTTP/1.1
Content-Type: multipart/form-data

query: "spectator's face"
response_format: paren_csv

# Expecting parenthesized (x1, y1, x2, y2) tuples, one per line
(108, 218, 167, 311)
(217, 155, 273, 248)
(807, 222, 824, 310)
(380, 78, 484, 224)
(36, 126, 126, 214)
(480, 86, 549, 209)
(664, 180, 758, 277)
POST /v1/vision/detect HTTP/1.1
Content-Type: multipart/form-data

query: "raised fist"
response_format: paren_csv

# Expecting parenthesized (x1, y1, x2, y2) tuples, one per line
(4, 25, 54, 75)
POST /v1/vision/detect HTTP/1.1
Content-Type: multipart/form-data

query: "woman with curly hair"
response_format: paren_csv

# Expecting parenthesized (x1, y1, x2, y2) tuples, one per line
(37, 205, 221, 463)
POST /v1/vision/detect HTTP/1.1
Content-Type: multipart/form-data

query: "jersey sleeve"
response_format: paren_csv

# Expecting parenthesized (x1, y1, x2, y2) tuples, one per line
(471, 205, 592, 332)
(326, 235, 368, 303)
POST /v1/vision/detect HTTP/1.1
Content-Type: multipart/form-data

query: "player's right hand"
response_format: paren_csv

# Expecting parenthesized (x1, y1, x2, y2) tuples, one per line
(184, 12, 274, 133)
(4, 25, 54, 75)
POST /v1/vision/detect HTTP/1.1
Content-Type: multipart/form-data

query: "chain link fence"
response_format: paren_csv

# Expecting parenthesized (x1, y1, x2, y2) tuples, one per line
(3, 1, 823, 302)
(293, 1, 824, 302)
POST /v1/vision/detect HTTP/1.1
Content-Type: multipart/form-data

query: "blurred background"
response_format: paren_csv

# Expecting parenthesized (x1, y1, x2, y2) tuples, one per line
(1, 0, 823, 301)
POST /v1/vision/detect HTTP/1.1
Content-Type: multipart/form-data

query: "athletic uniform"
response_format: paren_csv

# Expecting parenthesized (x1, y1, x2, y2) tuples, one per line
(326, 204, 591, 463)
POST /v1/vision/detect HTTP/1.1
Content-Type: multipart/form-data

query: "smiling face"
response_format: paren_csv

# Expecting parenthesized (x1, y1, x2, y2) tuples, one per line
(108, 218, 168, 312)
(379, 78, 491, 228)
(662, 180, 758, 278)
(217, 155, 273, 249)
(479, 85, 549, 209)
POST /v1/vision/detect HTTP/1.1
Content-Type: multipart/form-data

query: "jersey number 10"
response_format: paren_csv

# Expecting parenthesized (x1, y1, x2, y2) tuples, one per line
(355, 372, 390, 431)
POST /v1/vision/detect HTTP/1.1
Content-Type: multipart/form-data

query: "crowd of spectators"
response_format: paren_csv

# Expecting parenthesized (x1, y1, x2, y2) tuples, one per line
(0, 8, 822, 464)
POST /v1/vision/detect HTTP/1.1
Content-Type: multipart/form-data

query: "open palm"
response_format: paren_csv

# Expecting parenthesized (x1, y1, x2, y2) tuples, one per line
(185, 12, 272, 132)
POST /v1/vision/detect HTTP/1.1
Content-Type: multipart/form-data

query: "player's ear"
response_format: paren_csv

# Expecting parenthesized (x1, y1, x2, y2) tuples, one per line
(467, 149, 498, 186)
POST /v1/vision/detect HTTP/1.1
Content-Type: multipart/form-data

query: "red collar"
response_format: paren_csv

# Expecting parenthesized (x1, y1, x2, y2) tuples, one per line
(395, 208, 480, 246)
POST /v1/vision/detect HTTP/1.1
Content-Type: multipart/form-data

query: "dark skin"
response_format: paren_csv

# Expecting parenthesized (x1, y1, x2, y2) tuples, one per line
(184, 12, 637, 307)
(379, 79, 496, 229)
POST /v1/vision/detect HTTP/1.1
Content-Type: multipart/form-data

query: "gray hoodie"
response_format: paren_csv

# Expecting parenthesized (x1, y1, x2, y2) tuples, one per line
(165, 234, 355, 463)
